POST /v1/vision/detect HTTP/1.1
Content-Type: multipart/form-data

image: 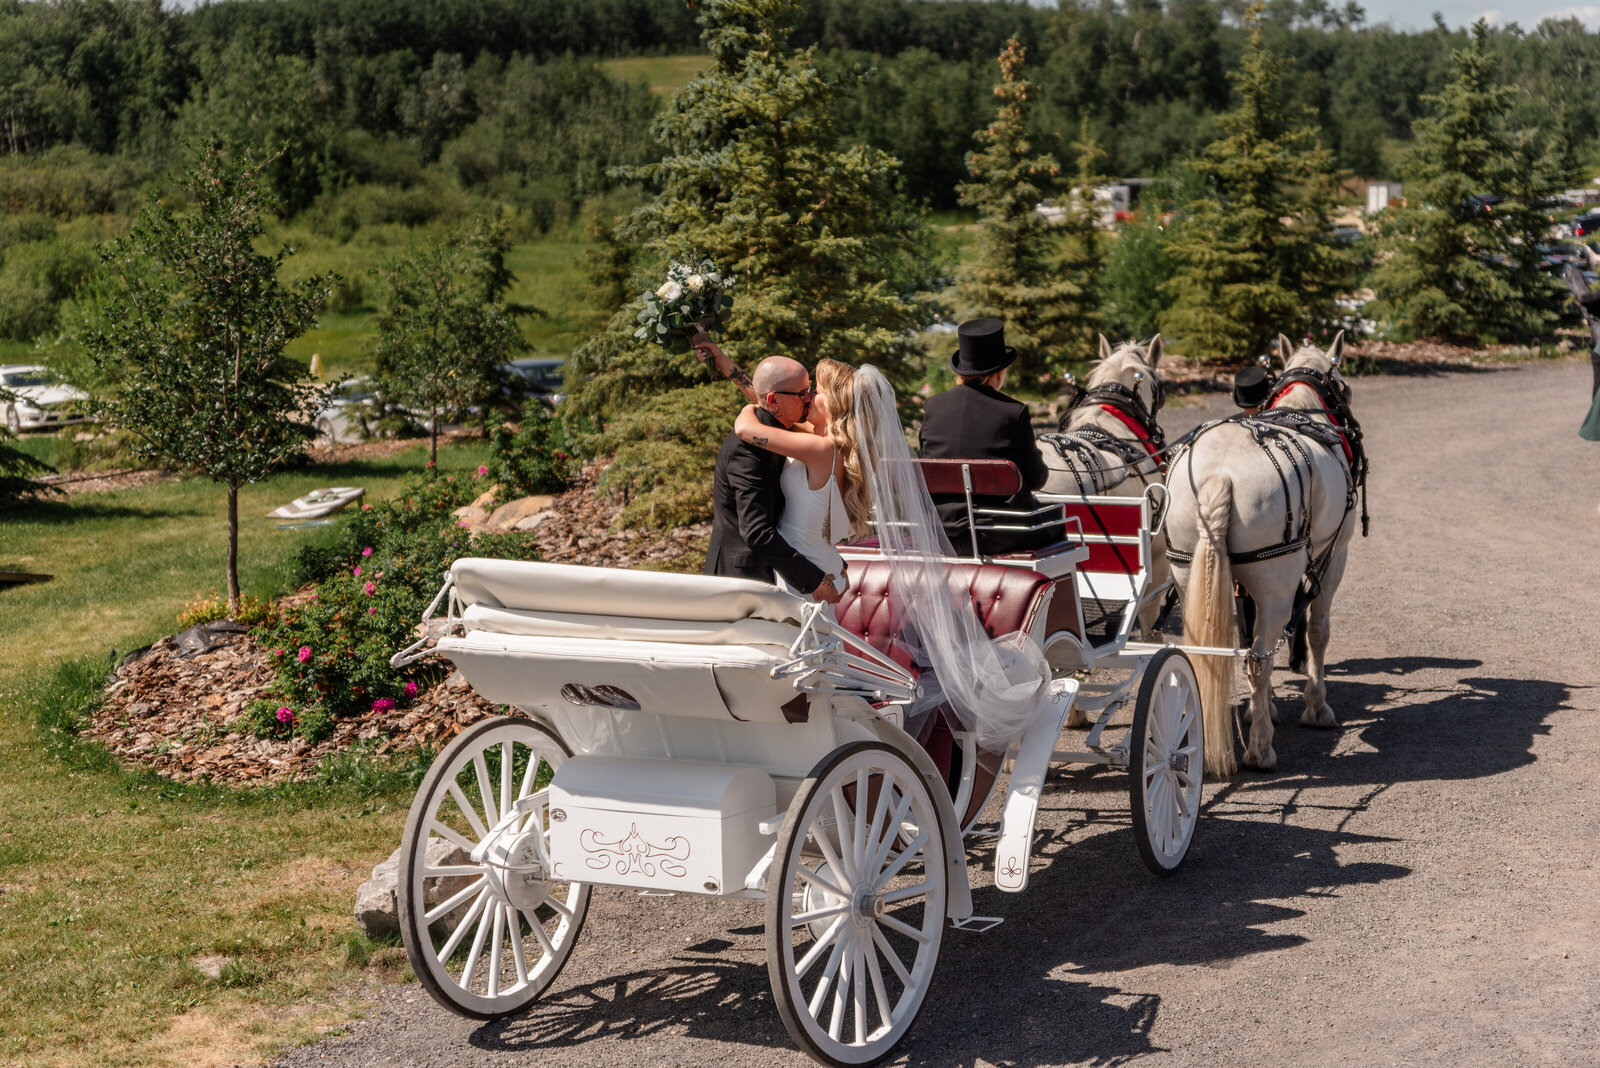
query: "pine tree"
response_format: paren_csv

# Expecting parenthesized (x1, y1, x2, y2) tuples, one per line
(85, 144, 331, 615)
(957, 38, 1086, 377)
(565, 0, 940, 529)
(1370, 20, 1565, 345)
(1056, 116, 1108, 358)
(0, 383, 53, 505)
(1159, 7, 1349, 362)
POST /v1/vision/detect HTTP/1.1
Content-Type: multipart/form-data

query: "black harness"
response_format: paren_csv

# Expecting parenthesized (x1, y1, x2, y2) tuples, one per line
(1163, 367, 1371, 674)
(1040, 379, 1167, 495)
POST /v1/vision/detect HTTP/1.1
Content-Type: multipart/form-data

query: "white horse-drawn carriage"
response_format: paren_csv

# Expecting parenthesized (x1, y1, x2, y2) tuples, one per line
(388, 450, 1211, 1065)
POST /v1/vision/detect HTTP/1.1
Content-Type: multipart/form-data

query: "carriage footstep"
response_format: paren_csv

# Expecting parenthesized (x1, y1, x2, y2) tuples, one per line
(950, 915, 1004, 933)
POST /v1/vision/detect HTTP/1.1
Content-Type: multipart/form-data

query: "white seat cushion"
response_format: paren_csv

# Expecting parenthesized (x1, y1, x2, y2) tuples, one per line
(451, 558, 802, 624)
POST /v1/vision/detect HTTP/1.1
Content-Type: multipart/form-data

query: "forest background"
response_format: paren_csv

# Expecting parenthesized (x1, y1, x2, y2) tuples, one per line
(4, 0, 1599, 385)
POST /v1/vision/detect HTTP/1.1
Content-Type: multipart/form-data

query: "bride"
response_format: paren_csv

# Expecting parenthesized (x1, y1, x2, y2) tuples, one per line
(699, 342, 1050, 751)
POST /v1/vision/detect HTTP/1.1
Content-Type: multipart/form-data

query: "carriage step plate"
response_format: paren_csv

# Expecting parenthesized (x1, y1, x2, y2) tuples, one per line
(951, 915, 1004, 933)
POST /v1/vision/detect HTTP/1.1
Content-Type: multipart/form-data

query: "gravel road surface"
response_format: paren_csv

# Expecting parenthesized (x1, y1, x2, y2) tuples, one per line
(275, 358, 1600, 1068)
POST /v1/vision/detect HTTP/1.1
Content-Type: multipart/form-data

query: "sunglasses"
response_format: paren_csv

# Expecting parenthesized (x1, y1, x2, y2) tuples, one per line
(771, 388, 815, 400)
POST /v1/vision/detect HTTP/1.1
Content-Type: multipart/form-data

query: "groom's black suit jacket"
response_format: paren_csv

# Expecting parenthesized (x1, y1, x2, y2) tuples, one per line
(704, 407, 827, 592)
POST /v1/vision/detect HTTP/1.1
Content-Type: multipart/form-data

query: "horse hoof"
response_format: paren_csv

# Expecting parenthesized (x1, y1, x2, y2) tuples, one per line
(1300, 707, 1338, 729)
(1243, 747, 1277, 772)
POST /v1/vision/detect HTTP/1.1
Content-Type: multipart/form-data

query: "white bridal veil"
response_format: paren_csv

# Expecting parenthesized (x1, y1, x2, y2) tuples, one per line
(852, 365, 1050, 750)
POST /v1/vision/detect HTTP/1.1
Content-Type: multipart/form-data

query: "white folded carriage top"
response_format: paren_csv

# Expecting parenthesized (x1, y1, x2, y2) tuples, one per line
(439, 558, 812, 724)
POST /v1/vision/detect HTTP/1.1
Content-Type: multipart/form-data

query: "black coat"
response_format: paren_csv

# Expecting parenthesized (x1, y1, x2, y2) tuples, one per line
(919, 381, 1053, 554)
(704, 407, 827, 591)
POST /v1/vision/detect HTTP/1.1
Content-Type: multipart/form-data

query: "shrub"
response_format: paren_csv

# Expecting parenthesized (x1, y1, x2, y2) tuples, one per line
(177, 592, 276, 630)
(260, 468, 540, 739)
(487, 400, 574, 499)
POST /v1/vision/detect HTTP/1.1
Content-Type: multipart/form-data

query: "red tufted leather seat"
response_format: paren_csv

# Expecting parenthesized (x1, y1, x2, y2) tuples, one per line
(835, 559, 1054, 670)
(835, 560, 1055, 825)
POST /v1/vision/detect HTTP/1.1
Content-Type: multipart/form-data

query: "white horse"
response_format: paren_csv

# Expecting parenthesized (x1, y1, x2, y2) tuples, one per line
(1041, 334, 1167, 499)
(1165, 333, 1359, 775)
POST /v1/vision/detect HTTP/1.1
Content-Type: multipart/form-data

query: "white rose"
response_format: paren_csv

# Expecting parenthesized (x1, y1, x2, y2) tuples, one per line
(656, 280, 683, 302)
(687, 274, 706, 292)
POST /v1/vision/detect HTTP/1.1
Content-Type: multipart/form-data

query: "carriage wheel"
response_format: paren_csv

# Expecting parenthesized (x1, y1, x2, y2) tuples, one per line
(1129, 649, 1204, 876)
(399, 716, 590, 1019)
(766, 742, 947, 1067)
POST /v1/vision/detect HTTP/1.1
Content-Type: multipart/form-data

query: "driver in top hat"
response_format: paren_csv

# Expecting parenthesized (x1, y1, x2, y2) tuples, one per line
(1233, 364, 1272, 415)
(919, 319, 1055, 555)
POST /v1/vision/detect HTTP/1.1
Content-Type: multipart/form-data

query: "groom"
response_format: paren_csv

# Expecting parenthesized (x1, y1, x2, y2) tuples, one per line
(704, 355, 841, 604)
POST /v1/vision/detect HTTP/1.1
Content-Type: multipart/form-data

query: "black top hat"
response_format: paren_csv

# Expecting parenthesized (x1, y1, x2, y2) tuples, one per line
(951, 318, 1017, 377)
(1233, 365, 1271, 408)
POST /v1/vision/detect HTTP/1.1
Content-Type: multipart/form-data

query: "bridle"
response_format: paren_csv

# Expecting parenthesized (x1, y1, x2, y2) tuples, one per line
(1042, 358, 1167, 495)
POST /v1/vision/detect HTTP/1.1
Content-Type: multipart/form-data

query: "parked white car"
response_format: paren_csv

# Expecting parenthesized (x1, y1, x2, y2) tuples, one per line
(0, 364, 91, 433)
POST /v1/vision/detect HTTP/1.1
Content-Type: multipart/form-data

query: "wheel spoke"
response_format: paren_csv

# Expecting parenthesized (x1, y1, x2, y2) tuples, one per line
(796, 863, 848, 901)
(473, 754, 500, 828)
(791, 902, 850, 927)
(435, 889, 488, 963)
(461, 897, 493, 988)
(517, 749, 541, 801)
(880, 881, 929, 905)
(795, 915, 847, 979)
(446, 784, 490, 842)
(520, 905, 557, 958)
(812, 822, 853, 896)
(424, 875, 488, 925)
(852, 941, 868, 1046)
(500, 741, 515, 825)
(487, 905, 506, 998)
(828, 945, 850, 1041)
(538, 890, 574, 923)
(878, 912, 930, 944)
(422, 864, 483, 879)
(853, 768, 871, 877)
(506, 905, 529, 985)
(862, 771, 896, 877)
(864, 935, 893, 1033)
(429, 820, 476, 854)
(870, 922, 913, 987)
(830, 787, 859, 885)
(807, 927, 849, 1017)
(874, 829, 927, 889)
(866, 790, 913, 880)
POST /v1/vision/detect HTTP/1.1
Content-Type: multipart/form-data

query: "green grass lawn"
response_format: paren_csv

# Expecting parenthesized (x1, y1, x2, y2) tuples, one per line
(0, 441, 493, 1067)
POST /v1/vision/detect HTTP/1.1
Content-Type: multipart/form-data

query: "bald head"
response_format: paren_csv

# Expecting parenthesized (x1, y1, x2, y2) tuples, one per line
(752, 356, 808, 399)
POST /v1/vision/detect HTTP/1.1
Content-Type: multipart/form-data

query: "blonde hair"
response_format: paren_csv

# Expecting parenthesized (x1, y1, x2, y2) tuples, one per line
(816, 359, 871, 538)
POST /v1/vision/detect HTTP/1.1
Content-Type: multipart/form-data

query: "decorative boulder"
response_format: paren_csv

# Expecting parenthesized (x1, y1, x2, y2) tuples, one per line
(354, 838, 473, 939)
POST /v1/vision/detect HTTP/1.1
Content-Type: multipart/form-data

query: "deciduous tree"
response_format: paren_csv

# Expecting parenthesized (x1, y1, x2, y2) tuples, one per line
(85, 143, 331, 615)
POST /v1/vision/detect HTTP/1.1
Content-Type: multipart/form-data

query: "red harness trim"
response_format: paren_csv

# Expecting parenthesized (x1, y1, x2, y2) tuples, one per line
(1268, 382, 1354, 464)
(1098, 404, 1165, 469)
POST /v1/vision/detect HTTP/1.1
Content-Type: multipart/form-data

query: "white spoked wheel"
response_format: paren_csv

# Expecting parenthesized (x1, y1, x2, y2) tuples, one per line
(1129, 648, 1203, 875)
(399, 716, 589, 1018)
(766, 742, 946, 1067)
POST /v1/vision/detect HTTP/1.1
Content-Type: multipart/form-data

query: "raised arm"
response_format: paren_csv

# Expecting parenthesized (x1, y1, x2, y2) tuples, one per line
(693, 338, 758, 405)
(734, 405, 835, 465)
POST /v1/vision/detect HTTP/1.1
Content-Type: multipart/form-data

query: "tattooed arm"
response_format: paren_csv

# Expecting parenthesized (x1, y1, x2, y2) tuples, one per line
(733, 405, 834, 466)
(693, 338, 758, 405)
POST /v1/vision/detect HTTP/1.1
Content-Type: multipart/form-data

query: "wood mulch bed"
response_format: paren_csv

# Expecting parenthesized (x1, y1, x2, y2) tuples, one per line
(83, 462, 710, 786)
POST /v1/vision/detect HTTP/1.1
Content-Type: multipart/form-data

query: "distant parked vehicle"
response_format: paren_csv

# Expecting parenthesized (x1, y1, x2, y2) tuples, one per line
(504, 357, 566, 407)
(312, 376, 379, 445)
(0, 364, 91, 433)
(1571, 211, 1600, 238)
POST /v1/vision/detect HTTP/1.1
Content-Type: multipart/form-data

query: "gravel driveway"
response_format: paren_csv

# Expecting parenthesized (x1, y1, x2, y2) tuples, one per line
(274, 358, 1600, 1068)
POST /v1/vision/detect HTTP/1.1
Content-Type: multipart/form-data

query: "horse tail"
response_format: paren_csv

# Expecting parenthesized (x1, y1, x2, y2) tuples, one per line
(1185, 475, 1238, 778)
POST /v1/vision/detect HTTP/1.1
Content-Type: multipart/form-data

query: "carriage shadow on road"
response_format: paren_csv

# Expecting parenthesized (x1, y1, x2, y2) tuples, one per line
(464, 655, 1570, 1068)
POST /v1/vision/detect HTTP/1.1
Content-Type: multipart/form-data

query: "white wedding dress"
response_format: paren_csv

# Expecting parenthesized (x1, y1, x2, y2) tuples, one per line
(775, 456, 849, 597)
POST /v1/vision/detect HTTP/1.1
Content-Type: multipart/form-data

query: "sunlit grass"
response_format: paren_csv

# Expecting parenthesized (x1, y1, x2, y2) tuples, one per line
(598, 53, 707, 94)
(0, 442, 496, 1066)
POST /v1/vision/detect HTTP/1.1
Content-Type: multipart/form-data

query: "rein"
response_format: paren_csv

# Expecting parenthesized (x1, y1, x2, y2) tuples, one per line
(1043, 372, 1168, 495)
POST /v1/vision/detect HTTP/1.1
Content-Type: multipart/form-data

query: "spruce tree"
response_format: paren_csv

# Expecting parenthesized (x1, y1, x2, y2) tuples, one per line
(957, 38, 1086, 377)
(0, 383, 52, 505)
(566, 0, 939, 529)
(1370, 20, 1565, 345)
(1159, 7, 1348, 362)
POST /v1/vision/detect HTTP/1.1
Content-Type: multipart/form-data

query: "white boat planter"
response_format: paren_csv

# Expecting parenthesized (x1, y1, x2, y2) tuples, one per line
(266, 485, 365, 519)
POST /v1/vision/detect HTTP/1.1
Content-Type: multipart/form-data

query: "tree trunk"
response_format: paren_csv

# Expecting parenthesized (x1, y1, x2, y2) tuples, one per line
(430, 408, 439, 464)
(226, 483, 241, 618)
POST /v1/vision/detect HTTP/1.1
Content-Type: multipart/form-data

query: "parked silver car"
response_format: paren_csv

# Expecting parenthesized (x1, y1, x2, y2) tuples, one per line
(0, 364, 92, 433)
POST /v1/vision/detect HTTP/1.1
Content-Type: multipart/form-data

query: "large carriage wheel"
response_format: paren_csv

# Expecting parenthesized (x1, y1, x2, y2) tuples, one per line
(766, 741, 947, 1067)
(1129, 648, 1204, 875)
(399, 716, 590, 1018)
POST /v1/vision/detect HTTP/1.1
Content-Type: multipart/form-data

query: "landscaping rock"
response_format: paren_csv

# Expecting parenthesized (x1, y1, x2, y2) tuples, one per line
(450, 504, 490, 529)
(355, 838, 473, 939)
(485, 494, 554, 532)
(173, 619, 249, 658)
(513, 509, 555, 531)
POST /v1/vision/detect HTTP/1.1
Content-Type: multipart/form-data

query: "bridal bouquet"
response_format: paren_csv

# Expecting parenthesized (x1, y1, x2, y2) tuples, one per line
(634, 256, 736, 354)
